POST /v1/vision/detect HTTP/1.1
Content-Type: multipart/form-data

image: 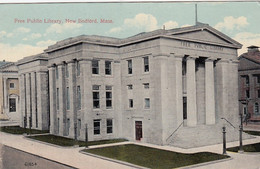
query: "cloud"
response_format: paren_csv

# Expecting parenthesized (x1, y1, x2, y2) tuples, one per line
(108, 13, 179, 35)
(124, 13, 158, 32)
(163, 21, 179, 30)
(36, 40, 56, 47)
(181, 24, 192, 28)
(0, 43, 46, 62)
(214, 16, 249, 31)
(46, 23, 82, 34)
(23, 33, 42, 41)
(15, 27, 31, 33)
(233, 32, 260, 56)
(0, 31, 14, 39)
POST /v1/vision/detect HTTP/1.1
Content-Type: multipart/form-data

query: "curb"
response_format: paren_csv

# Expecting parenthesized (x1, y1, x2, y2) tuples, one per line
(177, 156, 233, 169)
(24, 136, 80, 149)
(80, 150, 149, 169)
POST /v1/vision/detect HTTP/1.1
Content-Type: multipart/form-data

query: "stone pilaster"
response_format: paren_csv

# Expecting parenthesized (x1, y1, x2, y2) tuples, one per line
(25, 73, 31, 128)
(186, 56, 197, 126)
(48, 66, 56, 134)
(79, 59, 91, 140)
(68, 60, 77, 139)
(31, 72, 36, 128)
(205, 58, 216, 125)
(19, 74, 24, 127)
(58, 64, 66, 136)
(174, 54, 184, 126)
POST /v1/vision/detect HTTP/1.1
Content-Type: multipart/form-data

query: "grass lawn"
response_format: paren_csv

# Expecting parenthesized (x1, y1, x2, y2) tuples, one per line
(27, 134, 128, 147)
(227, 143, 260, 152)
(0, 126, 49, 135)
(244, 130, 260, 136)
(84, 144, 229, 169)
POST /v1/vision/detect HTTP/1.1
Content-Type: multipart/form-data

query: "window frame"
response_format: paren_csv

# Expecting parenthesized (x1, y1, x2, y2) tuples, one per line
(144, 98, 150, 109)
(94, 119, 101, 135)
(127, 60, 132, 74)
(255, 103, 259, 114)
(92, 60, 99, 75)
(77, 86, 81, 110)
(9, 83, 15, 89)
(129, 99, 133, 108)
(106, 85, 112, 109)
(93, 85, 100, 109)
(106, 119, 113, 134)
(143, 56, 149, 72)
(105, 61, 112, 75)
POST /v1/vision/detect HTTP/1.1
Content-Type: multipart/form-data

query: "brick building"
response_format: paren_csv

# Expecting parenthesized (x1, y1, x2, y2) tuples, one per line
(17, 23, 245, 148)
(238, 45, 260, 124)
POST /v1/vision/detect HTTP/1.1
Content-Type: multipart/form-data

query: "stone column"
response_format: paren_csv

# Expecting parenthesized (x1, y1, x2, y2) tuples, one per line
(19, 74, 24, 127)
(174, 55, 184, 126)
(58, 64, 66, 136)
(25, 73, 31, 128)
(186, 56, 197, 126)
(68, 60, 76, 139)
(205, 58, 216, 125)
(48, 66, 56, 134)
(3, 77, 7, 115)
(31, 72, 36, 128)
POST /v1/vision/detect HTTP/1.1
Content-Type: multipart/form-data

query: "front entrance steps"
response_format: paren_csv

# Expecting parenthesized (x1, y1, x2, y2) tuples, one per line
(167, 124, 253, 148)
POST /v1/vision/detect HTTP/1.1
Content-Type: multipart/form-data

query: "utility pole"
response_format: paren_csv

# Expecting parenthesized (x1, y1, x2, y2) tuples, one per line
(222, 127, 227, 155)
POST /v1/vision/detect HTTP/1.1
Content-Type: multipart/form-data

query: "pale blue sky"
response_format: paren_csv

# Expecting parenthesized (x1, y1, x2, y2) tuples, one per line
(0, 2, 259, 61)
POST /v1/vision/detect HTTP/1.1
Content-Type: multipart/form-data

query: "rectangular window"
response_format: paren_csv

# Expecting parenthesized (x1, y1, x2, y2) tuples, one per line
(105, 61, 112, 75)
(92, 60, 99, 74)
(144, 56, 149, 72)
(245, 76, 249, 85)
(94, 119, 101, 135)
(258, 89, 260, 98)
(76, 61, 80, 76)
(106, 86, 112, 109)
(107, 119, 113, 134)
(127, 60, 132, 74)
(127, 84, 133, 90)
(56, 88, 59, 110)
(144, 98, 150, 109)
(257, 75, 260, 84)
(66, 87, 70, 110)
(9, 83, 14, 89)
(129, 99, 133, 108)
(246, 89, 250, 98)
(77, 86, 81, 110)
(56, 66, 58, 79)
(93, 85, 100, 109)
(77, 119, 81, 136)
(9, 98, 16, 112)
(143, 83, 149, 89)
(57, 118, 59, 134)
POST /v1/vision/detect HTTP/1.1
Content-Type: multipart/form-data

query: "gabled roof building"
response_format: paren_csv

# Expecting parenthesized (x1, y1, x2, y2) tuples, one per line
(17, 23, 247, 148)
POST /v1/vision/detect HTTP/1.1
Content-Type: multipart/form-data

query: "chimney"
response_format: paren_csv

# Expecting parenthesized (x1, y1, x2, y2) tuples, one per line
(247, 45, 259, 53)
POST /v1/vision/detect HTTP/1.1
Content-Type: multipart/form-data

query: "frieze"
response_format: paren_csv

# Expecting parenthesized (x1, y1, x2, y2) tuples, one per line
(181, 41, 224, 51)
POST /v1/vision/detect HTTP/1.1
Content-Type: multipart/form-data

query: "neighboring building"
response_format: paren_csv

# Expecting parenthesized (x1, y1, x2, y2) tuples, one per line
(238, 45, 260, 124)
(16, 54, 49, 130)
(18, 23, 245, 148)
(0, 60, 20, 121)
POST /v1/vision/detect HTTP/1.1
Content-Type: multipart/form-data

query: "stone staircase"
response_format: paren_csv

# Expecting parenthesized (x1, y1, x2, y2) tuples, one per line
(167, 124, 253, 148)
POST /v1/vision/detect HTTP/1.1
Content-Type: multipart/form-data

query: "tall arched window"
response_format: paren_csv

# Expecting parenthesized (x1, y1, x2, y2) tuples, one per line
(255, 103, 259, 114)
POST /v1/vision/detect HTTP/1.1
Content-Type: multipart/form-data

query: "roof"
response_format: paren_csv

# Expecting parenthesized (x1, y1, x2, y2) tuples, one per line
(239, 48, 260, 64)
(0, 61, 10, 68)
(45, 23, 242, 53)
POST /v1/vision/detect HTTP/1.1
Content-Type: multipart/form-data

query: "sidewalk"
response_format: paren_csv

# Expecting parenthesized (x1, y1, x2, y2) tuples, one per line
(1, 131, 260, 169)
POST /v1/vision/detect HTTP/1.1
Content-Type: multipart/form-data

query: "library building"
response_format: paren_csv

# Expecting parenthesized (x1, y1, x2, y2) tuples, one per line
(17, 23, 245, 148)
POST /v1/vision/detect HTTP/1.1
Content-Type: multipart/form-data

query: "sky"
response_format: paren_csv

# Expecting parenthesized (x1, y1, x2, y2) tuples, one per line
(0, 2, 260, 62)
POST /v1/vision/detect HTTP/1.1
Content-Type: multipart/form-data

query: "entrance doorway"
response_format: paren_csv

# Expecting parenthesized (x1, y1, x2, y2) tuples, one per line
(135, 121, 142, 141)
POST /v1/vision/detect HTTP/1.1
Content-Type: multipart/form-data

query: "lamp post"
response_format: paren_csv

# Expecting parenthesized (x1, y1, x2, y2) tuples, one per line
(222, 126, 227, 155)
(85, 124, 88, 148)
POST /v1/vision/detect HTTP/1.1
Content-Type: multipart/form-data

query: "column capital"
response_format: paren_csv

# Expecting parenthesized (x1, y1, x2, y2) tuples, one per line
(218, 59, 230, 63)
(173, 54, 185, 60)
(47, 66, 55, 70)
(187, 55, 198, 60)
(67, 60, 75, 64)
(205, 57, 216, 62)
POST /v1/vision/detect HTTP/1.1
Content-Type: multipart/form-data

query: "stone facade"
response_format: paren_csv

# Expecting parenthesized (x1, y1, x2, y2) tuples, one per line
(238, 46, 260, 124)
(18, 23, 244, 147)
(0, 61, 19, 121)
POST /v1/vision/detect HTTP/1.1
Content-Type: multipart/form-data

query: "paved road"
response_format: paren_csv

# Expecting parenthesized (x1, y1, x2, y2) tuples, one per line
(0, 144, 75, 169)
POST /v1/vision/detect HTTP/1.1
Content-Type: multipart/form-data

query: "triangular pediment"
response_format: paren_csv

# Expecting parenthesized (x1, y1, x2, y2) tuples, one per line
(0, 63, 18, 72)
(165, 25, 242, 49)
